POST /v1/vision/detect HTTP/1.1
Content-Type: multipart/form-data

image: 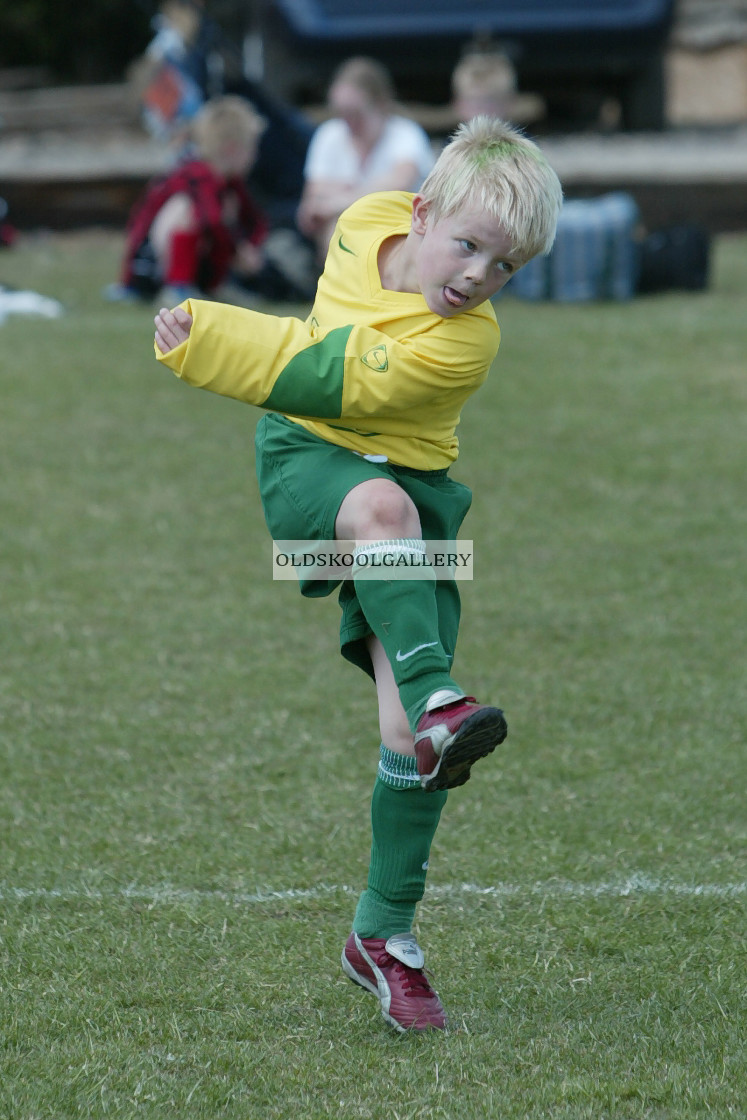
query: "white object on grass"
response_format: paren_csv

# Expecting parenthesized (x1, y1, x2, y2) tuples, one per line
(0, 285, 64, 325)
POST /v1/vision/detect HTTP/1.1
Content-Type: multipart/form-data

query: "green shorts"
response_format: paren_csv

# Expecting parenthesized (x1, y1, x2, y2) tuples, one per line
(255, 413, 472, 679)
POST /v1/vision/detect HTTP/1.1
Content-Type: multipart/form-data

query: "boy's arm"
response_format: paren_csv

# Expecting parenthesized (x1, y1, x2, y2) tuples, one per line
(154, 299, 338, 411)
(154, 298, 499, 421)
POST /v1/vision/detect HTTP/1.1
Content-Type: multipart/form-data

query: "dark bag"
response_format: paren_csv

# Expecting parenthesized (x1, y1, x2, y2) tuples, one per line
(637, 224, 711, 294)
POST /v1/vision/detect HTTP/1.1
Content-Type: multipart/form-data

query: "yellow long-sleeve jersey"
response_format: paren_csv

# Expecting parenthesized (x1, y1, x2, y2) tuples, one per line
(155, 191, 501, 470)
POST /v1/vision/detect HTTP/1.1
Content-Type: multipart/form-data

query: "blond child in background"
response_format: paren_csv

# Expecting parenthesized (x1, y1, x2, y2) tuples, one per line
(109, 96, 268, 304)
(451, 49, 545, 127)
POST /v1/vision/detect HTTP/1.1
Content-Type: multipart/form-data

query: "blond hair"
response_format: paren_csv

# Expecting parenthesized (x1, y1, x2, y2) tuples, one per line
(191, 96, 266, 161)
(420, 116, 563, 260)
(452, 51, 517, 102)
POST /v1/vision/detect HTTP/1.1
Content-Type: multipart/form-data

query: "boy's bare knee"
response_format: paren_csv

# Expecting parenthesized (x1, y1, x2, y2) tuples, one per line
(336, 479, 421, 542)
(364, 484, 418, 538)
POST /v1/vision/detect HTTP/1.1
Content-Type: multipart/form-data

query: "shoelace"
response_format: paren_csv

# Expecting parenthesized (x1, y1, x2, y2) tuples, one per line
(383, 954, 437, 1000)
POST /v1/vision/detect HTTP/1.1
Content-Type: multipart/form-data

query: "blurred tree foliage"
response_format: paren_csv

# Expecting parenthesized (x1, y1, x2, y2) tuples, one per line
(0, 0, 155, 82)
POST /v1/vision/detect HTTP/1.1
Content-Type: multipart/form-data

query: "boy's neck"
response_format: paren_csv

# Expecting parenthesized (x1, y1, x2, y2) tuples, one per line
(378, 232, 420, 296)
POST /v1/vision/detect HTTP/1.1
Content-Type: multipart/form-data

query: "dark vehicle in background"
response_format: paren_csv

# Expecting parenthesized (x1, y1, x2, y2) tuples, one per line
(250, 0, 676, 130)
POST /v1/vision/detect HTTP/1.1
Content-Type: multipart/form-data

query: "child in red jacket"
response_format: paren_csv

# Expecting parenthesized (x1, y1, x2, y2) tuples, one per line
(110, 96, 269, 303)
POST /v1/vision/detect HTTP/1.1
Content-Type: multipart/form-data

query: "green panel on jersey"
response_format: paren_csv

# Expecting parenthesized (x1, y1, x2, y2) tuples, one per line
(260, 325, 353, 418)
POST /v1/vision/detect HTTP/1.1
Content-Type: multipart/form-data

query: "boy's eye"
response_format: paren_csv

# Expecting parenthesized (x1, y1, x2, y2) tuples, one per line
(459, 239, 477, 253)
(497, 260, 514, 274)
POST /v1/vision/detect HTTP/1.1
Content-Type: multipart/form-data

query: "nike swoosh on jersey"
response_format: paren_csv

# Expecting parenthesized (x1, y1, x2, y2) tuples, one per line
(395, 641, 439, 662)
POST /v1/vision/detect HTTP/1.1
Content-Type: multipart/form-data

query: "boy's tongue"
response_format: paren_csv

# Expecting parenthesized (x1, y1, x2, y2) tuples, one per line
(444, 286, 466, 308)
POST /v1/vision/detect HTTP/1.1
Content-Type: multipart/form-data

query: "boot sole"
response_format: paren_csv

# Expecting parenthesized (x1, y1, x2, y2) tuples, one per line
(421, 708, 507, 791)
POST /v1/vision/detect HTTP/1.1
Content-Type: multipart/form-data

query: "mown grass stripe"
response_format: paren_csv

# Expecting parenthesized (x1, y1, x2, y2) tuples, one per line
(2, 876, 745, 904)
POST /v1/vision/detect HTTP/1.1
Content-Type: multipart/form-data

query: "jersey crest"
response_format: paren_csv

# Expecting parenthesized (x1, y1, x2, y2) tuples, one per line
(361, 345, 389, 372)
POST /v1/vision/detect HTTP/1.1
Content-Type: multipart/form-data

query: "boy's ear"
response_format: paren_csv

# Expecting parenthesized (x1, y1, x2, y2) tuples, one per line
(411, 195, 431, 235)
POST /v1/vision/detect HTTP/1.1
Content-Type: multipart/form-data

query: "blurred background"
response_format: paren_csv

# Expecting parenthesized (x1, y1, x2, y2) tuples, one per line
(0, 0, 746, 235)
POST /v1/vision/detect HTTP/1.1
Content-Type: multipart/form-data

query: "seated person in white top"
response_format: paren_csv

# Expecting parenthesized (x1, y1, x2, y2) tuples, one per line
(297, 56, 435, 261)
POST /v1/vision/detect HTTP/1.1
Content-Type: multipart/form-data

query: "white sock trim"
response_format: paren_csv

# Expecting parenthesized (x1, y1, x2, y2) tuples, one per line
(352, 539, 428, 563)
(378, 744, 421, 789)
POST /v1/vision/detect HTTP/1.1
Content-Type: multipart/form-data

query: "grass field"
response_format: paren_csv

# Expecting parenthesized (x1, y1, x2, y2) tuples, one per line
(1, 229, 746, 1118)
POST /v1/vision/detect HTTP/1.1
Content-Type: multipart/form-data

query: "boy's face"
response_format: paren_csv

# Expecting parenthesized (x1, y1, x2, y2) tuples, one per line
(213, 137, 258, 178)
(411, 196, 521, 317)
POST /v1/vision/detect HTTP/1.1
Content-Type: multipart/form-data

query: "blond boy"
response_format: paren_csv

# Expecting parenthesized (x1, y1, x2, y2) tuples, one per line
(154, 117, 563, 1032)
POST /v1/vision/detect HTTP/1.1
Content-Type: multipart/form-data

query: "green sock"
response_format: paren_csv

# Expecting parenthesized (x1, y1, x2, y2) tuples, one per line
(352, 539, 461, 729)
(353, 750, 448, 940)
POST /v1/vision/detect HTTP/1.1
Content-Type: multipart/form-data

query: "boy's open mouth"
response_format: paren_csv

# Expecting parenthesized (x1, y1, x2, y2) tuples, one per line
(443, 286, 467, 308)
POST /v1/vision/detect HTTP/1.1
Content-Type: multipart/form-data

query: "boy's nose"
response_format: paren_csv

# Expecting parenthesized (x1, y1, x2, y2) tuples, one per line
(463, 258, 488, 286)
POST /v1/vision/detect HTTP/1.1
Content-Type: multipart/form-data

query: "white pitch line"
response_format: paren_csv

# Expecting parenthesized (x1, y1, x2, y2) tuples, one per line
(1, 876, 745, 905)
